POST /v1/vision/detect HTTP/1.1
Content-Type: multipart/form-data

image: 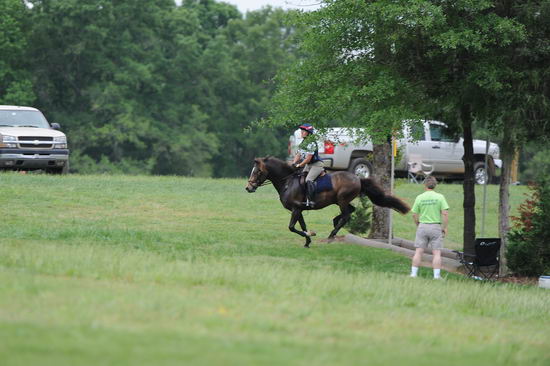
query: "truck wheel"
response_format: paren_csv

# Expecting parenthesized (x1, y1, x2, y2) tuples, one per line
(48, 161, 69, 175)
(61, 161, 70, 175)
(474, 161, 491, 185)
(349, 158, 373, 178)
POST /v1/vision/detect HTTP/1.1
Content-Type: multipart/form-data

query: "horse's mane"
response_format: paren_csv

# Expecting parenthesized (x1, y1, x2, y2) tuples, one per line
(263, 156, 286, 165)
(261, 156, 294, 178)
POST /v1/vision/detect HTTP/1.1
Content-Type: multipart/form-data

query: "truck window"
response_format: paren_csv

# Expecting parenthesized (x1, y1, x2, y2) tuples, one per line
(429, 124, 455, 142)
(0, 110, 50, 128)
(410, 124, 426, 141)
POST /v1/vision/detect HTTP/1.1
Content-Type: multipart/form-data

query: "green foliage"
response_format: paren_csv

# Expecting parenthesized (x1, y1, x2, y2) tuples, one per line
(519, 143, 550, 183)
(0, 0, 35, 104)
(345, 196, 372, 235)
(14, 0, 301, 176)
(196, 6, 302, 177)
(479, 1, 550, 160)
(25, 0, 217, 175)
(264, 0, 528, 141)
(507, 178, 550, 276)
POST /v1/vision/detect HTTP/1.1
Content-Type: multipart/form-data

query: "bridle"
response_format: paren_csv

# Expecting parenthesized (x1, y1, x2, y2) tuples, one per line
(247, 165, 271, 189)
(248, 163, 303, 193)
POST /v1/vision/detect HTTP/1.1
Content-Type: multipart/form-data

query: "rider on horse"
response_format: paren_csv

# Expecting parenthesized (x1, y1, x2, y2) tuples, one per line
(291, 123, 325, 207)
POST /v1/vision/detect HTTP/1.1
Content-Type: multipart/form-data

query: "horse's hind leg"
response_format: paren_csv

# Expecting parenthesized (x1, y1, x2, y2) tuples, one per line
(328, 204, 355, 241)
(332, 204, 355, 229)
(332, 214, 342, 228)
(289, 209, 312, 248)
(332, 204, 355, 228)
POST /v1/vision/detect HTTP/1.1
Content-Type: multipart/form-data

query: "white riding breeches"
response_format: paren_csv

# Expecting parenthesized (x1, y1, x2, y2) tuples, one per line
(304, 161, 325, 182)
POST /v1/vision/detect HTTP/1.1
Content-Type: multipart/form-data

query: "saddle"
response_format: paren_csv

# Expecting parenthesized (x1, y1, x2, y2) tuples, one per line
(298, 171, 333, 194)
(298, 170, 326, 187)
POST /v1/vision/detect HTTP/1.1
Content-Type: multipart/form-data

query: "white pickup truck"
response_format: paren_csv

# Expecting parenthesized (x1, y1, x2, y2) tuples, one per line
(288, 120, 501, 184)
(0, 105, 69, 174)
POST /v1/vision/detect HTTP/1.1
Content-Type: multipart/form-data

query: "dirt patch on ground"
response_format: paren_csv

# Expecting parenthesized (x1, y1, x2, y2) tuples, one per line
(497, 275, 539, 286)
(318, 236, 346, 243)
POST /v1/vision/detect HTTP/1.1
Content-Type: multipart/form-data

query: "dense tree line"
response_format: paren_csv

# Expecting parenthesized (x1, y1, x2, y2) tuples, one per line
(0, 0, 301, 176)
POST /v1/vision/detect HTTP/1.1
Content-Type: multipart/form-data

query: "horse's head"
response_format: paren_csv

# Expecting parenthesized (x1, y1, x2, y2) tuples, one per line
(245, 157, 269, 193)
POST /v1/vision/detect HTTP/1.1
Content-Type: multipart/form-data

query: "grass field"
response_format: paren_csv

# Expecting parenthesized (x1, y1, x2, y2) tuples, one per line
(1, 173, 548, 366)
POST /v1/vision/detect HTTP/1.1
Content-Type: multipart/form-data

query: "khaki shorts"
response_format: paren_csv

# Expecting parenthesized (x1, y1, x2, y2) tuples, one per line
(415, 223, 444, 250)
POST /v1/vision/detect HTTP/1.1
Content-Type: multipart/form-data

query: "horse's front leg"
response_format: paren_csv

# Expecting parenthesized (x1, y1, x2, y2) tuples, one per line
(298, 213, 316, 238)
(289, 209, 312, 248)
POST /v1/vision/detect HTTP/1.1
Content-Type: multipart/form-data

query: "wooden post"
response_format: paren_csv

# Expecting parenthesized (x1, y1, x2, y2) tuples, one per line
(498, 126, 515, 277)
(388, 135, 397, 245)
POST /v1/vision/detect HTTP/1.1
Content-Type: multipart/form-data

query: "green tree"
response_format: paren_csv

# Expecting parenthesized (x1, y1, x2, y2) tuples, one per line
(452, 1, 550, 273)
(23, 0, 300, 176)
(345, 196, 373, 235)
(520, 144, 550, 184)
(490, 0, 550, 274)
(0, 0, 35, 105)
(187, 4, 302, 177)
(507, 179, 550, 276)
(27, 0, 220, 175)
(266, 0, 526, 248)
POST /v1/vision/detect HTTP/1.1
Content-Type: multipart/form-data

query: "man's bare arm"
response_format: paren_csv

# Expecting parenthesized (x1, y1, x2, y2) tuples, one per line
(412, 213, 419, 226)
(441, 210, 448, 236)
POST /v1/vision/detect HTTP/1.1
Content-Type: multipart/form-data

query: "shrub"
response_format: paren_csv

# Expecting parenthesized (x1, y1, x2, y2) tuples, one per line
(345, 196, 372, 235)
(507, 178, 550, 276)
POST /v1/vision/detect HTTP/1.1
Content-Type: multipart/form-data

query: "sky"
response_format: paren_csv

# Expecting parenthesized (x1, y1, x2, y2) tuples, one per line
(220, 0, 321, 13)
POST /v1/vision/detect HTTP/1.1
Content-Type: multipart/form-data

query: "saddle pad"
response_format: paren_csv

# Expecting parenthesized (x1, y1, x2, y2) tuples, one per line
(315, 174, 333, 193)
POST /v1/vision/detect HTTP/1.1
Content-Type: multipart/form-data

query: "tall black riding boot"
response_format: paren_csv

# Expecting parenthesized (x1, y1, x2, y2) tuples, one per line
(306, 181, 316, 207)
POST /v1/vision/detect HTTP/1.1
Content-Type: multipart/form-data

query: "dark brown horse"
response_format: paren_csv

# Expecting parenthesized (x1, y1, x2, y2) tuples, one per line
(245, 157, 410, 247)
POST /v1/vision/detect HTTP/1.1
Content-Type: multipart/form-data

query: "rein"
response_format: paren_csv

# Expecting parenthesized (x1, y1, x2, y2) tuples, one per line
(248, 165, 298, 189)
(281, 171, 299, 183)
(281, 171, 300, 188)
(248, 165, 271, 188)
(258, 179, 272, 187)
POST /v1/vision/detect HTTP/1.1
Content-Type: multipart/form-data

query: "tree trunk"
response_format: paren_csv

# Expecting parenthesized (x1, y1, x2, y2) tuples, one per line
(369, 140, 391, 239)
(498, 129, 514, 276)
(461, 107, 476, 256)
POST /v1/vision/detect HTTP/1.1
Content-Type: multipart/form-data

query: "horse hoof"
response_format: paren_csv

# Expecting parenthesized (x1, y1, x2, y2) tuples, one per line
(307, 230, 317, 237)
(304, 243, 310, 248)
(327, 237, 335, 243)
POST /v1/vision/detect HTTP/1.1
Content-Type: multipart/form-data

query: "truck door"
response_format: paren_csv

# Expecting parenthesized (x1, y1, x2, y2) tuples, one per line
(405, 123, 434, 165)
(427, 123, 464, 173)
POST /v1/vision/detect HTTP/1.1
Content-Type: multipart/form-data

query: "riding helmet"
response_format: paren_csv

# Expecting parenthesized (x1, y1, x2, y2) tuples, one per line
(298, 123, 315, 134)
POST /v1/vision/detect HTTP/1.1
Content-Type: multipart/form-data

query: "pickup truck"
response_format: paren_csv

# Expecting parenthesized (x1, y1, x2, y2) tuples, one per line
(288, 120, 501, 184)
(0, 105, 69, 174)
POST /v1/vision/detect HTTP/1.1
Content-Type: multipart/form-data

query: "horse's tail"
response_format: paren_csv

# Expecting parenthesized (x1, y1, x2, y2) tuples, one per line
(360, 178, 410, 214)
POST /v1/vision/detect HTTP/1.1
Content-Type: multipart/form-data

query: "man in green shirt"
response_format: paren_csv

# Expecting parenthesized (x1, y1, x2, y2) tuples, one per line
(410, 176, 449, 279)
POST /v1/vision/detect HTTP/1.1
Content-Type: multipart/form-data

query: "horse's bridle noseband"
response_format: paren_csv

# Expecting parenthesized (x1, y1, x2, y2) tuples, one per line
(247, 165, 270, 190)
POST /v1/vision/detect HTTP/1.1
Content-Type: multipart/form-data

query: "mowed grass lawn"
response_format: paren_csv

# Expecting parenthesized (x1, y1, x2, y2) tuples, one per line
(0, 173, 548, 366)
